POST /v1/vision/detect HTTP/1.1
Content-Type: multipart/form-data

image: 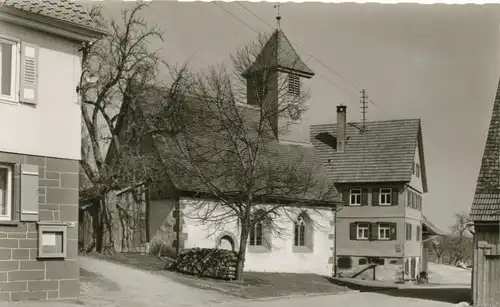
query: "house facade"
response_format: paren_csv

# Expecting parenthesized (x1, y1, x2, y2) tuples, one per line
(469, 76, 500, 306)
(0, 0, 103, 301)
(311, 105, 440, 281)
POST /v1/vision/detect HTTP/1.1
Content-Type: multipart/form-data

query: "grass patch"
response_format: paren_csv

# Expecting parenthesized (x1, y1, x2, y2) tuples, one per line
(81, 251, 351, 299)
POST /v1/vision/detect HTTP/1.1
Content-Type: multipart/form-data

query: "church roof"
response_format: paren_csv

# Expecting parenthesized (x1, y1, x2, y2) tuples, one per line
(244, 29, 315, 78)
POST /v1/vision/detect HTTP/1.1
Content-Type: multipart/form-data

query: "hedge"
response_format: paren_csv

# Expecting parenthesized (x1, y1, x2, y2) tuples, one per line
(166, 247, 238, 280)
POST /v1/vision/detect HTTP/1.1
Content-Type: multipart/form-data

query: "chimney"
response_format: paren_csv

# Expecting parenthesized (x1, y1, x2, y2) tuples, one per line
(336, 105, 347, 152)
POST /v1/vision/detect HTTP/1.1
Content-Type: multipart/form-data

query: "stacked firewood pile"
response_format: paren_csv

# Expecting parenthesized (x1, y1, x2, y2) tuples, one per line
(166, 248, 238, 280)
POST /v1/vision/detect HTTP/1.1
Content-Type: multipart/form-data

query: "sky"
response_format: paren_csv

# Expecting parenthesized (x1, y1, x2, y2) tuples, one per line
(93, 1, 500, 232)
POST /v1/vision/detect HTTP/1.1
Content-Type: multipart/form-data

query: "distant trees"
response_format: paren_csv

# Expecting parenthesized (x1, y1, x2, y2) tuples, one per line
(430, 211, 473, 266)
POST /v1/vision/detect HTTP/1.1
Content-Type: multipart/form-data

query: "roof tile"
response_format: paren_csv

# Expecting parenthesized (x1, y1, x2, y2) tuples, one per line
(4, 0, 99, 30)
(470, 77, 500, 221)
(310, 119, 420, 183)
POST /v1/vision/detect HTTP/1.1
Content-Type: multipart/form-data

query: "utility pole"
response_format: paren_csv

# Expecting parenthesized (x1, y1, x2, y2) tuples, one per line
(360, 89, 368, 133)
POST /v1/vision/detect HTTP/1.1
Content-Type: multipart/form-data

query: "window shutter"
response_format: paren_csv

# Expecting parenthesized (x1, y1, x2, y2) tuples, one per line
(361, 188, 368, 206)
(369, 223, 378, 241)
(343, 189, 349, 206)
(390, 223, 397, 240)
(392, 188, 399, 206)
(20, 42, 39, 105)
(20, 164, 39, 221)
(349, 223, 357, 240)
(372, 189, 379, 206)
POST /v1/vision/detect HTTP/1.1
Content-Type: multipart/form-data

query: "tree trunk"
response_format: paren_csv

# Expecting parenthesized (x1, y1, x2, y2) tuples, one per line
(101, 196, 115, 254)
(235, 225, 250, 281)
(93, 196, 115, 254)
(93, 200, 103, 253)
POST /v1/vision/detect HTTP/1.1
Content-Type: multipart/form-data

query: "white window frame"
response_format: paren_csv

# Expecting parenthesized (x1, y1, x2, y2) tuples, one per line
(349, 189, 361, 206)
(294, 216, 306, 247)
(0, 36, 20, 103)
(249, 220, 264, 246)
(379, 188, 392, 206)
(0, 164, 13, 221)
(356, 223, 369, 240)
(378, 224, 391, 240)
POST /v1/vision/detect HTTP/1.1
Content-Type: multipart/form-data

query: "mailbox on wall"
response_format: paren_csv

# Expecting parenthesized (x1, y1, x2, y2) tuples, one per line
(37, 222, 68, 259)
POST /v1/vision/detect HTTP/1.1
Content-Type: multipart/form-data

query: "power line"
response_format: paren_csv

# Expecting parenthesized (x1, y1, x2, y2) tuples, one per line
(236, 1, 361, 94)
(235, 1, 395, 118)
(214, 1, 355, 100)
(214, 2, 395, 120)
(213, 2, 258, 35)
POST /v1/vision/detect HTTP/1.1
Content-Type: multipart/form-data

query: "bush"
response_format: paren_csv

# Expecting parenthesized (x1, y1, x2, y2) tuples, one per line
(166, 247, 237, 280)
(148, 240, 177, 259)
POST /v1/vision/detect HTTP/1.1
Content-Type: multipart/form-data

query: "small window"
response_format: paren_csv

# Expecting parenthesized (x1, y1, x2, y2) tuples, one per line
(0, 38, 19, 102)
(389, 259, 399, 265)
(288, 101, 301, 122)
(337, 257, 352, 269)
(349, 189, 361, 206)
(288, 73, 300, 96)
(416, 226, 421, 242)
(416, 163, 420, 178)
(378, 223, 391, 240)
(293, 216, 306, 247)
(407, 191, 412, 208)
(0, 164, 13, 221)
(406, 223, 412, 241)
(249, 221, 263, 246)
(359, 258, 367, 265)
(357, 223, 369, 240)
(411, 161, 415, 175)
(379, 188, 392, 206)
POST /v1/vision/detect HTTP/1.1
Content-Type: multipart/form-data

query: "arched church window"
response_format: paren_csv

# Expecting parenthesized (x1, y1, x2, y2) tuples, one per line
(294, 215, 306, 246)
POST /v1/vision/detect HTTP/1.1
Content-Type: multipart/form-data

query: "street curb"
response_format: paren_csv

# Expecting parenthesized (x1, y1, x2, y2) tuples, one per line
(243, 289, 361, 302)
(209, 290, 361, 305)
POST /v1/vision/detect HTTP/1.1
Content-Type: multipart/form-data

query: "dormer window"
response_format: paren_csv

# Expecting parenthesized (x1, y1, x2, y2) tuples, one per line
(288, 73, 300, 96)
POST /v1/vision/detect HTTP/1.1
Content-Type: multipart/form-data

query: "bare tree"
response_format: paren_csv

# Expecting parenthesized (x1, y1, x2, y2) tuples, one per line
(79, 2, 167, 254)
(153, 32, 339, 280)
(445, 211, 473, 265)
(431, 236, 446, 263)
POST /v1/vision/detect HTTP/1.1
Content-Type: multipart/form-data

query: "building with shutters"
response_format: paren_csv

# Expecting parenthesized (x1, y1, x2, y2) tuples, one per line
(310, 105, 443, 282)
(0, 1, 104, 302)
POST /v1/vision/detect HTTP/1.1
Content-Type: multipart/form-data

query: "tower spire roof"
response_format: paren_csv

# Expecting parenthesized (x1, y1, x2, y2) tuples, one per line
(243, 29, 315, 79)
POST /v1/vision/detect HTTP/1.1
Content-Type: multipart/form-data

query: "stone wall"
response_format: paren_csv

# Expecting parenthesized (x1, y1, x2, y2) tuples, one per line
(0, 151, 79, 302)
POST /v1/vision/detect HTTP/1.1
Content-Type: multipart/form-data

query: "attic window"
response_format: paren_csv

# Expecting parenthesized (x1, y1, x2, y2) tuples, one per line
(288, 73, 300, 96)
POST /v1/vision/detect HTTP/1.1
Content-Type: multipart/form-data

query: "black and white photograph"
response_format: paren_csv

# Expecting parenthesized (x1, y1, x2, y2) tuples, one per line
(0, 0, 499, 306)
